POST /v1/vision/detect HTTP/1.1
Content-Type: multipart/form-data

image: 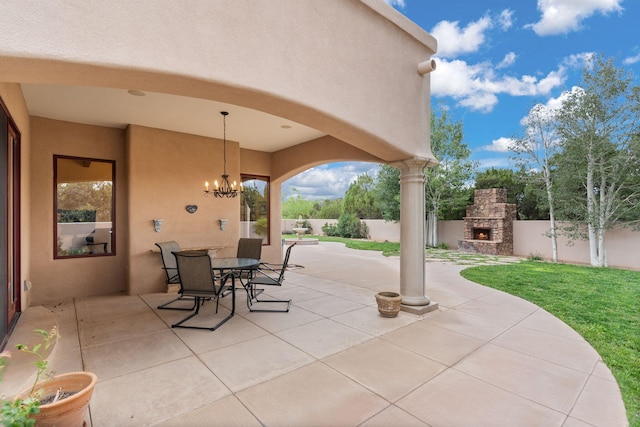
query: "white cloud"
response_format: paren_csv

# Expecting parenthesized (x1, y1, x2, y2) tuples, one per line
(498, 9, 515, 31)
(430, 16, 492, 58)
(431, 10, 513, 58)
(481, 137, 514, 152)
(562, 52, 594, 68)
(282, 162, 381, 200)
(519, 86, 583, 127)
(477, 157, 512, 170)
(383, 0, 406, 9)
(527, 0, 623, 36)
(623, 52, 640, 65)
(431, 58, 567, 112)
(497, 52, 517, 69)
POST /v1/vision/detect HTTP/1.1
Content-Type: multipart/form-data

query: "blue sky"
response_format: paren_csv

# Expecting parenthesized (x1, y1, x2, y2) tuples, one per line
(283, 0, 640, 201)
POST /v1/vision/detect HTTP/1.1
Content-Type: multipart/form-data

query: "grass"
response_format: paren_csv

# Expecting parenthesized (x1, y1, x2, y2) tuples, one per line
(461, 261, 640, 427)
(283, 235, 400, 256)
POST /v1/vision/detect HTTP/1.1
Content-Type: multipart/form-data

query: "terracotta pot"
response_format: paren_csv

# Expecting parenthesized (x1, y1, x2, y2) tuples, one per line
(375, 292, 402, 317)
(17, 371, 97, 427)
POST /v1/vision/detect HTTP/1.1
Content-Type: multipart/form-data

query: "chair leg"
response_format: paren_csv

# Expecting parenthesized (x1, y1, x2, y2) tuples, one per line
(171, 296, 204, 327)
(157, 294, 197, 311)
(246, 284, 291, 313)
(171, 283, 236, 331)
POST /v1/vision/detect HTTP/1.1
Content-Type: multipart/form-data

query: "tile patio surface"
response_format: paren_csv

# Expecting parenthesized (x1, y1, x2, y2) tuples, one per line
(3, 242, 628, 426)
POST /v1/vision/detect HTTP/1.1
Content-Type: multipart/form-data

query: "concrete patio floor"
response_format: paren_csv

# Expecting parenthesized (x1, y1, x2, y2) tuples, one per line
(2, 242, 628, 426)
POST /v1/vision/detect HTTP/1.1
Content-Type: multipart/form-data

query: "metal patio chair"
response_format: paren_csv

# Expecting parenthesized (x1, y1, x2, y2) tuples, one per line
(171, 251, 235, 331)
(155, 241, 197, 310)
(235, 238, 263, 287)
(245, 243, 296, 312)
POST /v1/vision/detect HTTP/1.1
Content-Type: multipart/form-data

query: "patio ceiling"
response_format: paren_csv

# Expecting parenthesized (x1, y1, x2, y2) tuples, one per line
(21, 83, 326, 153)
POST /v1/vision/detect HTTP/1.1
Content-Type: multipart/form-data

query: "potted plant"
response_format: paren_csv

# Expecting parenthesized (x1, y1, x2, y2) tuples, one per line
(1, 328, 97, 427)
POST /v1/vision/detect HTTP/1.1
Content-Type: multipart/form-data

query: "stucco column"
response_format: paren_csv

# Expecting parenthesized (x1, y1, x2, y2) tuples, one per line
(395, 158, 438, 313)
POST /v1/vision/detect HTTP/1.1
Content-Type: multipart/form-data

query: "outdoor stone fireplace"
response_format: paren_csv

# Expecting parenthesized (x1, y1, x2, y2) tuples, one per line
(458, 188, 517, 256)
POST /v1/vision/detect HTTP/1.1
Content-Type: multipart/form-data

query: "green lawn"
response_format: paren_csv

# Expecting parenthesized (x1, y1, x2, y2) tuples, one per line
(461, 261, 640, 427)
(283, 235, 400, 256)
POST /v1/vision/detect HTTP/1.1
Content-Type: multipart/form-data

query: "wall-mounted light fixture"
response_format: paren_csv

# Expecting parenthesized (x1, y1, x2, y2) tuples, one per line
(219, 218, 228, 231)
(153, 219, 163, 232)
(417, 59, 437, 75)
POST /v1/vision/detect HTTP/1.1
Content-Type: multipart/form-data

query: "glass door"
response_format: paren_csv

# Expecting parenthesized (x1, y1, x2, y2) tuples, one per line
(0, 98, 20, 349)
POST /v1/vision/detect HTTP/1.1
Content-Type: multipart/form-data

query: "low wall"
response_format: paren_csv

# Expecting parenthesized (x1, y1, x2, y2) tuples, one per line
(284, 218, 639, 270)
(282, 218, 401, 242)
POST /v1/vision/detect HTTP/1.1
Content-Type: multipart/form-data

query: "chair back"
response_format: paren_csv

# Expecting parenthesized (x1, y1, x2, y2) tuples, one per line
(173, 251, 219, 295)
(155, 241, 181, 283)
(236, 238, 263, 260)
(276, 243, 297, 283)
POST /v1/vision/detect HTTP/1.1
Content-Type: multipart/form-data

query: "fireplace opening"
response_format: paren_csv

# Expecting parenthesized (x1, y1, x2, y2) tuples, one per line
(473, 228, 491, 241)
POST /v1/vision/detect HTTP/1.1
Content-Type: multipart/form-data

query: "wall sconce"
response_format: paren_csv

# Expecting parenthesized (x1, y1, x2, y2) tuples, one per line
(417, 59, 437, 75)
(219, 218, 228, 231)
(153, 219, 163, 233)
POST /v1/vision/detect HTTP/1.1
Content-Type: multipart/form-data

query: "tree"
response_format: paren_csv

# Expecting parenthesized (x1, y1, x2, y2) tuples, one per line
(554, 54, 640, 267)
(474, 167, 549, 220)
(510, 101, 563, 261)
(316, 198, 343, 219)
(373, 165, 401, 221)
(281, 188, 316, 219)
(240, 182, 266, 221)
(343, 174, 381, 219)
(57, 181, 112, 222)
(426, 105, 478, 246)
(518, 169, 551, 221)
(474, 167, 524, 207)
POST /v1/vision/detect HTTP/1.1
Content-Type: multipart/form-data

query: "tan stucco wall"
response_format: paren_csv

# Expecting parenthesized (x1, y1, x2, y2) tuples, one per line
(512, 221, 640, 269)
(127, 125, 285, 294)
(0, 1, 440, 303)
(0, 84, 32, 310)
(19, 116, 397, 301)
(127, 125, 237, 294)
(29, 117, 127, 304)
(0, 0, 436, 162)
(271, 136, 384, 182)
(438, 220, 640, 270)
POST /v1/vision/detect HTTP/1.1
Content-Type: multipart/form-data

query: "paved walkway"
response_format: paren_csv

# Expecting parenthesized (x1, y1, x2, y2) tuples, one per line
(2, 242, 628, 426)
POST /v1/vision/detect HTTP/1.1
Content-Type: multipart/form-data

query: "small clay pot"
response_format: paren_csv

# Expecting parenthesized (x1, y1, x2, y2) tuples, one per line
(375, 292, 402, 317)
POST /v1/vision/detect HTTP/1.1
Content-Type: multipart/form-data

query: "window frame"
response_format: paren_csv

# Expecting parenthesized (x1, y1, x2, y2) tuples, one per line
(53, 155, 116, 259)
(240, 174, 270, 246)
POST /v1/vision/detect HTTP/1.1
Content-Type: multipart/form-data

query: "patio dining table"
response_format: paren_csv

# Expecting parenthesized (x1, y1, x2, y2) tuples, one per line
(212, 257, 260, 314)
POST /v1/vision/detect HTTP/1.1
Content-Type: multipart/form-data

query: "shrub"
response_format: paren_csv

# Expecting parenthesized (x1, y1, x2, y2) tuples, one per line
(528, 252, 544, 261)
(321, 222, 338, 236)
(322, 214, 367, 238)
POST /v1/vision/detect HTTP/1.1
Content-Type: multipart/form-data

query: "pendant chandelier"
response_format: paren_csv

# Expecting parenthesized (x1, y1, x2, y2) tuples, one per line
(204, 111, 238, 198)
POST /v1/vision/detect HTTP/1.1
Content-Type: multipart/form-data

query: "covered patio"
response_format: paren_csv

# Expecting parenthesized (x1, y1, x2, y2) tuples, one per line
(0, 1, 437, 347)
(2, 243, 626, 426)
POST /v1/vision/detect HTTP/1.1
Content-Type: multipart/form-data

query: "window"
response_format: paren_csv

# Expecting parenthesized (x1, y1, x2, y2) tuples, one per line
(240, 175, 269, 245)
(54, 155, 115, 258)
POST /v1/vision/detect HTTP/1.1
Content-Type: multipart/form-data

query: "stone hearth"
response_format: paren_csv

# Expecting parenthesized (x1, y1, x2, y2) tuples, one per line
(458, 188, 516, 255)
